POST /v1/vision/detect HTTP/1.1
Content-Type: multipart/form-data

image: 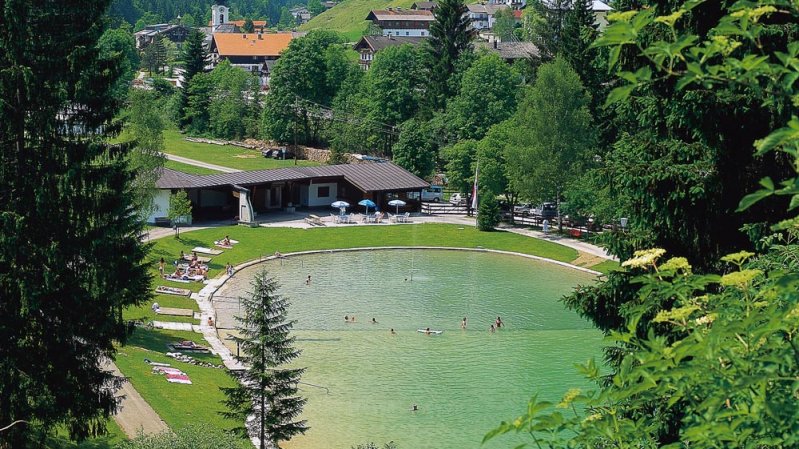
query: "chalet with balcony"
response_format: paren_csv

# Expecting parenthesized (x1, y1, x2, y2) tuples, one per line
(354, 35, 427, 70)
(366, 8, 435, 37)
(209, 32, 295, 87)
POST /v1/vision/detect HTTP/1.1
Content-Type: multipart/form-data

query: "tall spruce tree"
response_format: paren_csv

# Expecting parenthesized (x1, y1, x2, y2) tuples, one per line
(427, 0, 474, 108)
(0, 1, 150, 447)
(178, 29, 207, 128)
(221, 269, 307, 449)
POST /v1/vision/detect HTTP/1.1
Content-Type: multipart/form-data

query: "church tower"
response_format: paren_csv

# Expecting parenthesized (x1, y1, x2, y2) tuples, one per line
(211, 4, 230, 30)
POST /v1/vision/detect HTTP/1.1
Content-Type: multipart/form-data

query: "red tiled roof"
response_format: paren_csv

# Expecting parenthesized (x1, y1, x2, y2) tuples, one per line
(212, 33, 293, 57)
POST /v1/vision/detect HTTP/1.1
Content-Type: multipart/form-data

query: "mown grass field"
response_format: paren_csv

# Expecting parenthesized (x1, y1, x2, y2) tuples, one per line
(163, 159, 221, 175)
(161, 129, 319, 171)
(299, 0, 417, 41)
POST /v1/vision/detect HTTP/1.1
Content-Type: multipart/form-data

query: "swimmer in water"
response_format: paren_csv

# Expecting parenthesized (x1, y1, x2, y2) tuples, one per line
(461, 317, 467, 329)
(495, 316, 503, 328)
(425, 327, 431, 335)
(372, 318, 377, 324)
(411, 404, 418, 411)
(345, 315, 349, 322)
(390, 328, 396, 335)
(489, 324, 496, 333)
(306, 275, 311, 285)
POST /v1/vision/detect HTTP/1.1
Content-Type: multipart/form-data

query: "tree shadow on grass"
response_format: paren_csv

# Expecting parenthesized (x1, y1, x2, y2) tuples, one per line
(123, 328, 222, 364)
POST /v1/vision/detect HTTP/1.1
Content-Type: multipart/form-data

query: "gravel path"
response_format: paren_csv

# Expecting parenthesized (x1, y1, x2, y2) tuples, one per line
(105, 359, 169, 438)
(163, 153, 240, 173)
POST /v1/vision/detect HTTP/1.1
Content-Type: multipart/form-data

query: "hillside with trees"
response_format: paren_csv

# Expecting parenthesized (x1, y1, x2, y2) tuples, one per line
(298, 0, 417, 40)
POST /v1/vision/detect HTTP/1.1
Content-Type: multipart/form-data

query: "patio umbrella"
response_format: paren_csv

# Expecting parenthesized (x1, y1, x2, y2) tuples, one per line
(331, 201, 350, 215)
(358, 199, 376, 215)
(388, 199, 406, 215)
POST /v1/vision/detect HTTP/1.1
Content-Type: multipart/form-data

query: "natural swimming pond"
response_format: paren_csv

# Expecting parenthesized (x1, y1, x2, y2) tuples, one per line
(214, 249, 603, 449)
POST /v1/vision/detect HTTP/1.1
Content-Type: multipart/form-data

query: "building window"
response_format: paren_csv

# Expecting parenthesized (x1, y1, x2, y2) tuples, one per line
(318, 186, 330, 198)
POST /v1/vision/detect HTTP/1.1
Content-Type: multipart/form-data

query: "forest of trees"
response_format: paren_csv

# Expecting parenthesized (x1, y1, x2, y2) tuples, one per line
(109, 0, 302, 29)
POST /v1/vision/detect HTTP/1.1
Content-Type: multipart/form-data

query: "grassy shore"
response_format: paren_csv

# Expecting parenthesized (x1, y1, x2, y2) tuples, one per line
(111, 223, 614, 446)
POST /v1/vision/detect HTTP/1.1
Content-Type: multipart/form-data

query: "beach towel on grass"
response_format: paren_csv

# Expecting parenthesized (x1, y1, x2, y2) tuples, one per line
(191, 247, 223, 255)
(153, 367, 184, 375)
(166, 373, 192, 384)
(155, 286, 191, 296)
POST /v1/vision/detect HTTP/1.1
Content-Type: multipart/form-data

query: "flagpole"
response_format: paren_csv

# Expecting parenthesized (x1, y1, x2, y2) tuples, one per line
(471, 160, 479, 226)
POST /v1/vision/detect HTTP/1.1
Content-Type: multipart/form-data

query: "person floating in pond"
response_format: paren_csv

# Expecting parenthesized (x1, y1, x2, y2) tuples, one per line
(461, 317, 467, 329)
(495, 316, 504, 328)
(306, 275, 311, 285)
(345, 315, 349, 322)
(351, 315, 356, 322)
(390, 328, 396, 335)
(489, 324, 496, 333)
(425, 327, 431, 335)
(411, 404, 418, 412)
(371, 318, 377, 324)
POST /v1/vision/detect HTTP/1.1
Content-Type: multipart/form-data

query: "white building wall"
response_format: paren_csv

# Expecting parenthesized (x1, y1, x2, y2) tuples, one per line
(147, 190, 172, 223)
(381, 28, 429, 37)
(306, 183, 338, 207)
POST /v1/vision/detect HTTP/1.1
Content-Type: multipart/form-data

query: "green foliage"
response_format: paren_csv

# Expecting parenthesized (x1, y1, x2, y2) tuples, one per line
(392, 118, 437, 179)
(179, 12, 196, 27)
(98, 24, 139, 103)
(477, 190, 500, 231)
(221, 269, 307, 449)
(123, 89, 166, 218)
(262, 31, 349, 145)
(492, 8, 516, 42)
(446, 52, 519, 141)
(208, 61, 261, 140)
(134, 11, 162, 32)
(443, 139, 478, 194)
(475, 120, 515, 202)
(278, 6, 296, 30)
(427, 0, 474, 108)
(168, 190, 193, 237)
(183, 61, 260, 140)
(242, 17, 255, 32)
(505, 57, 594, 212)
(141, 36, 167, 74)
(118, 426, 240, 449)
(308, 0, 325, 16)
(491, 3, 799, 449)
(523, 0, 570, 61)
(0, 1, 150, 446)
(178, 29, 207, 129)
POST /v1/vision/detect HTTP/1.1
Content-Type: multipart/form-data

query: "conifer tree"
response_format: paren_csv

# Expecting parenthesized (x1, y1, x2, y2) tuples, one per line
(178, 29, 207, 129)
(427, 0, 474, 108)
(0, 1, 150, 447)
(221, 270, 307, 449)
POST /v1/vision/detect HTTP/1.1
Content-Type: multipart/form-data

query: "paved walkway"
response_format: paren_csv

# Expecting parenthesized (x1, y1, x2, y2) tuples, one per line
(499, 225, 617, 261)
(104, 359, 169, 438)
(163, 154, 240, 173)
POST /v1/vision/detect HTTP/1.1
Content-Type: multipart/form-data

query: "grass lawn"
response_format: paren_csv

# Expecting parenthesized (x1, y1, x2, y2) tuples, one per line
(163, 159, 222, 175)
(115, 328, 241, 433)
(590, 259, 622, 274)
(146, 224, 592, 284)
(48, 419, 125, 449)
(162, 129, 319, 172)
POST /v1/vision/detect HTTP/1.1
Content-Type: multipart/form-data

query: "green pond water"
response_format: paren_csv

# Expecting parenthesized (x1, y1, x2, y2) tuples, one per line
(214, 249, 603, 449)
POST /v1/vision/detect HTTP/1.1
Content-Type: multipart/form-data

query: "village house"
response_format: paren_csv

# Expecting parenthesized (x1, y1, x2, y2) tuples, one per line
(134, 24, 191, 49)
(353, 34, 538, 69)
(466, 3, 509, 30)
(486, 0, 526, 10)
(151, 162, 430, 225)
(209, 32, 295, 87)
(354, 35, 427, 70)
(290, 6, 312, 24)
(537, 0, 613, 29)
(365, 8, 435, 37)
